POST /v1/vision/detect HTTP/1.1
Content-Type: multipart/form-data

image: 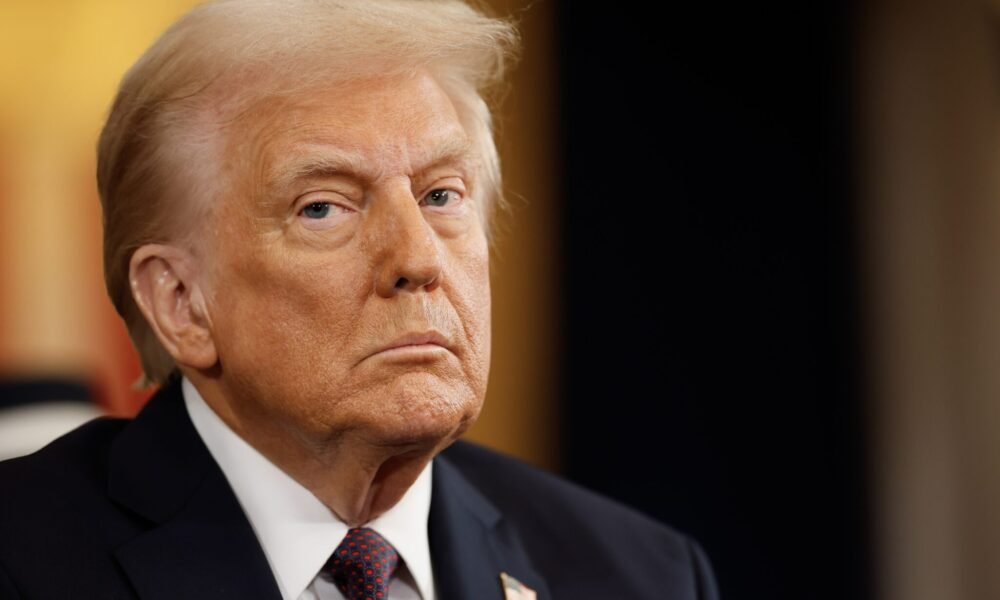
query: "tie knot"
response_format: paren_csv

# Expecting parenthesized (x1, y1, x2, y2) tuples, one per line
(325, 527, 400, 600)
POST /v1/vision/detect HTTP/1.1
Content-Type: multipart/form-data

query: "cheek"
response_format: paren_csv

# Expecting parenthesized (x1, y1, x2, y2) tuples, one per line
(447, 234, 492, 391)
(205, 250, 371, 431)
(207, 240, 366, 382)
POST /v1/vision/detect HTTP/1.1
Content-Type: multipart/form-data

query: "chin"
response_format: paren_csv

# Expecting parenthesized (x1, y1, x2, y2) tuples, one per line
(363, 378, 482, 448)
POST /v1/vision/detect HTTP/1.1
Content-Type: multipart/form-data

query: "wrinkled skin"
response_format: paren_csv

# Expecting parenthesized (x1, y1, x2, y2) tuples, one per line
(186, 71, 491, 523)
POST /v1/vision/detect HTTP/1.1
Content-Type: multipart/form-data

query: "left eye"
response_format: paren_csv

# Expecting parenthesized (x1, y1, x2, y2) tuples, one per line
(301, 202, 332, 219)
(423, 189, 458, 207)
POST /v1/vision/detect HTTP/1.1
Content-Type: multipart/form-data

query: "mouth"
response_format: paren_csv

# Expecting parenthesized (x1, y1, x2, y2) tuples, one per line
(364, 330, 454, 363)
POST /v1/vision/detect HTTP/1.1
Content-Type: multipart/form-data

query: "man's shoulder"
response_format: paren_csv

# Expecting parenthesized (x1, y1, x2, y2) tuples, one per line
(441, 440, 673, 529)
(0, 416, 129, 518)
(438, 440, 718, 598)
(0, 416, 141, 595)
(0, 416, 129, 490)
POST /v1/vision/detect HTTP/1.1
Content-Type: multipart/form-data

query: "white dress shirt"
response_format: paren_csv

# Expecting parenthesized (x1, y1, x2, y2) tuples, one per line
(182, 378, 436, 600)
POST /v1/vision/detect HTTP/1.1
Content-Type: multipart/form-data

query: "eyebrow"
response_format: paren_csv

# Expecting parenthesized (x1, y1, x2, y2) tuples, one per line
(269, 149, 368, 193)
(413, 136, 478, 178)
(270, 136, 477, 192)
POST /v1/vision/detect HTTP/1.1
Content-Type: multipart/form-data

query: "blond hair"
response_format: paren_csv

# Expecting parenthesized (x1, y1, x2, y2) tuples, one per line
(97, 0, 519, 385)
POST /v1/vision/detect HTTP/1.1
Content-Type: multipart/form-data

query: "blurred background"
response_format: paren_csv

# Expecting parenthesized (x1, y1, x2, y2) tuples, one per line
(6, 0, 1000, 598)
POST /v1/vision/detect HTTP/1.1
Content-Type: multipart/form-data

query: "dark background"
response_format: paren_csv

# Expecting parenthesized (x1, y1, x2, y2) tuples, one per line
(557, 2, 869, 599)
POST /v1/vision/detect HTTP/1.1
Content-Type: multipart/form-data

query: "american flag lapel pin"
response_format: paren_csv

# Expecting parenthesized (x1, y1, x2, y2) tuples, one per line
(500, 572, 537, 600)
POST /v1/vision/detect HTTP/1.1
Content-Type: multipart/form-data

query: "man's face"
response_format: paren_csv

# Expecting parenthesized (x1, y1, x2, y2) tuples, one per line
(201, 71, 491, 448)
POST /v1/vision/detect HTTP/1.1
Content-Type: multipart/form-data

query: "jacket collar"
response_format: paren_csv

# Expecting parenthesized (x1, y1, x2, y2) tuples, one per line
(106, 378, 549, 600)
(430, 449, 551, 600)
(107, 377, 283, 600)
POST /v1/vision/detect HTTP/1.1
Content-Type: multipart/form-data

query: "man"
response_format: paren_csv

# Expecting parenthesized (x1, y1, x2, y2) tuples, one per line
(0, 1, 719, 598)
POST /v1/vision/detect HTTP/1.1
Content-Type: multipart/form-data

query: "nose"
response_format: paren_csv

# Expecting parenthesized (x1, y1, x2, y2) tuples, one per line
(370, 184, 444, 298)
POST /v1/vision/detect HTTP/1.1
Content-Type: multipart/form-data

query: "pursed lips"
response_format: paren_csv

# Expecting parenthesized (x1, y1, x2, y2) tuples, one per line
(366, 330, 453, 360)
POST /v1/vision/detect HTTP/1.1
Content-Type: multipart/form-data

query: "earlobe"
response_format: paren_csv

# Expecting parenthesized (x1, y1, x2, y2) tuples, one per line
(129, 244, 218, 371)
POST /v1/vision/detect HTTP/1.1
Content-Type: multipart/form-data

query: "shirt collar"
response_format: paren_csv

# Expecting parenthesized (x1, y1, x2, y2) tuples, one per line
(182, 377, 435, 600)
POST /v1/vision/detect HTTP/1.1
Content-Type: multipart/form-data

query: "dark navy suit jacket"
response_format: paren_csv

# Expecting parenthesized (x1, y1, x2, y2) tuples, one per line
(0, 378, 718, 599)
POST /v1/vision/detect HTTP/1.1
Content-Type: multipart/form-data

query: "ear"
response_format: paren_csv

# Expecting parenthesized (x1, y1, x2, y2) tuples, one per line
(128, 244, 218, 371)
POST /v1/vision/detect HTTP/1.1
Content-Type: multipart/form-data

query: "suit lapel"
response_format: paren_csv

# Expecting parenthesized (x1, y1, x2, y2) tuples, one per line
(107, 378, 282, 600)
(430, 453, 551, 600)
(106, 380, 545, 600)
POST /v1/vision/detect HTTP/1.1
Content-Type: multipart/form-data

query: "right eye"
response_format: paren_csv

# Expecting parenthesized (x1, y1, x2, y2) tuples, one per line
(294, 197, 355, 232)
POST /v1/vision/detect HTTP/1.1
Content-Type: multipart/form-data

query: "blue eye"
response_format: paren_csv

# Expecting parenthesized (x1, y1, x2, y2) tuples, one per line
(302, 202, 331, 219)
(424, 189, 456, 207)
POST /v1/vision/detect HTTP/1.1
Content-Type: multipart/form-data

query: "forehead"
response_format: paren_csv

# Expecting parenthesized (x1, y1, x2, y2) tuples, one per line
(230, 71, 472, 185)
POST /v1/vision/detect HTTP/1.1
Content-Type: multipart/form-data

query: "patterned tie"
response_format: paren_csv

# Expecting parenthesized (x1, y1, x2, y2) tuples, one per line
(325, 527, 400, 600)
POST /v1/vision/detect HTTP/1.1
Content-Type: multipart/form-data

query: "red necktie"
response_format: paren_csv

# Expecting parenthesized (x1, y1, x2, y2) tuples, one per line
(325, 527, 400, 600)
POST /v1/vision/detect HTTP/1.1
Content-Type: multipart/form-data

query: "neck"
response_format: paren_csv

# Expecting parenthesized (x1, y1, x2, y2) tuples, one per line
(186, 373, 445, 525)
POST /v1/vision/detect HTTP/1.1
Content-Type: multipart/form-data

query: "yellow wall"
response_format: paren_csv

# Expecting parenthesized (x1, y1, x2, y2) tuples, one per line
(0, 1, 201, 412)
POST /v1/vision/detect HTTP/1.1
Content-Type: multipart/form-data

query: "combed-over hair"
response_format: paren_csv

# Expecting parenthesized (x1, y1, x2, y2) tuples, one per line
(97, 0, 519, 385)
